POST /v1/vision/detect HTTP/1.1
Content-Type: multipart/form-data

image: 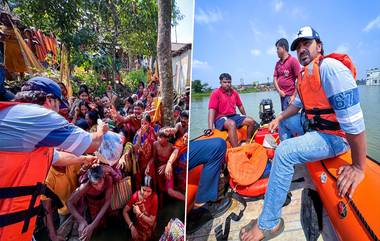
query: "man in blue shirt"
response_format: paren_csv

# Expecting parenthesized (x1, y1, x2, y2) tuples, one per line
(0, 77, 108, 241)
(240, 26, 366, 241)
(0, 77, 108, 163)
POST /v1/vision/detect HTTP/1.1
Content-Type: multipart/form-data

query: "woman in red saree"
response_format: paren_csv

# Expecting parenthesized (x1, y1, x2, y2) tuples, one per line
(123, 175, 158, 241)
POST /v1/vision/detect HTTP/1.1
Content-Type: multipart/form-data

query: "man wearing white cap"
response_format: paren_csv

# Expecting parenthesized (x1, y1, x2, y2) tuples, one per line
(240, 26, 366, 241)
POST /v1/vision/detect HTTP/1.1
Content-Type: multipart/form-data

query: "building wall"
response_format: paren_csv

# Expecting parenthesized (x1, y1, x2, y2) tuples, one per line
(172, 49, 191, 94)
(366, 68, 380, 85)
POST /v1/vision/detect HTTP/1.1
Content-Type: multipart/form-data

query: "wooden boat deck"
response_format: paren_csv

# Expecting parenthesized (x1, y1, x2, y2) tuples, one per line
(187, 182, 324, 241)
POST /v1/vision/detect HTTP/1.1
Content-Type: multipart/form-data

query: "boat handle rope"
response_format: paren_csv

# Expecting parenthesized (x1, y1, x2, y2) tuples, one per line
(215, 192, 247, 241)
(321, 160, 379, 241)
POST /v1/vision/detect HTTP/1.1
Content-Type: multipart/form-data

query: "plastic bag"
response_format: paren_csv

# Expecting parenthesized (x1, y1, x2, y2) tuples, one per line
(96, 131, 123, 166)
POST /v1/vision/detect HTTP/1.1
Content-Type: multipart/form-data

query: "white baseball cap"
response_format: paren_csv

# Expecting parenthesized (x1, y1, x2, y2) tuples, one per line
(291, 26, 320, 51)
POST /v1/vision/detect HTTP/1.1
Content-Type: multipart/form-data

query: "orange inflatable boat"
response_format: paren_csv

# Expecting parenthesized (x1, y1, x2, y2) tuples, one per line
(188, 126, 380, 241)
(307, 152, 380, 241)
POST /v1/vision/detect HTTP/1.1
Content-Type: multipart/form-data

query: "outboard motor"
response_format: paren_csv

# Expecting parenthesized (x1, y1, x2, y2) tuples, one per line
(259, 99, 275, 125)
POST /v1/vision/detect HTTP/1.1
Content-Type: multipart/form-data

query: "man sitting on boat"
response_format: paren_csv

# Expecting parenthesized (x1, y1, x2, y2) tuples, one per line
(240, 26, 367, 241)
(186, 137, 232, 234)
(208, 73, 259, 147)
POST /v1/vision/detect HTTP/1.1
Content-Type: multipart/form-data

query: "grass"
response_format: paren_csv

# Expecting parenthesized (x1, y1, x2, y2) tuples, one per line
(191, 92, 211, 98)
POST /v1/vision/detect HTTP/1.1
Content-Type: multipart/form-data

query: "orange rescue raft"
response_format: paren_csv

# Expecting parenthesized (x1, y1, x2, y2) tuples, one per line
(307, 151, 380, 241)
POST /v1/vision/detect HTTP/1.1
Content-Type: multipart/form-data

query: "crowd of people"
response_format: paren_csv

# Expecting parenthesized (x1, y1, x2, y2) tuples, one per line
(0, 76, 188, 241)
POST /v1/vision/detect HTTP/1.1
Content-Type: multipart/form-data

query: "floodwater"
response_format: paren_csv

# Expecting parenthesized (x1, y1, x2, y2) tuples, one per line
(189, 85, 380, 161)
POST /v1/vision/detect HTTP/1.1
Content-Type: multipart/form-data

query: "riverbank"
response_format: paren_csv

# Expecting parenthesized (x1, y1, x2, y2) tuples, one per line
(191, 87, 263, 98)
(191, 92, 212, 98)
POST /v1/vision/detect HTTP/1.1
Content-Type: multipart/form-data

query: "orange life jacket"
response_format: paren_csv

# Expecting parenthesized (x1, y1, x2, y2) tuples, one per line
(297, 53, 357, 137)
(227, 143, 268, 186)
(0, 102, 59, 241)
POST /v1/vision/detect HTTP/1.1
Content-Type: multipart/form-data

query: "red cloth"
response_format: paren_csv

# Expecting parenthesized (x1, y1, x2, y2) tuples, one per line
(127, 191, 158, 241)
(208, 87, 243, 120)
(273, 54, 301, 96)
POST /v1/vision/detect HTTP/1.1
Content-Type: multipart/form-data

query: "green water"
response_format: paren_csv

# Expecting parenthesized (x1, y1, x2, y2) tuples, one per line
(189, 85, 380, 161)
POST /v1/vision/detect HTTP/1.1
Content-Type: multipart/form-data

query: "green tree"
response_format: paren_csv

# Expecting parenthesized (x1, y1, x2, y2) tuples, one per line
(192, 80, 203, 93)
(8, 0, 183, 93)
(192, 80, 210, 93)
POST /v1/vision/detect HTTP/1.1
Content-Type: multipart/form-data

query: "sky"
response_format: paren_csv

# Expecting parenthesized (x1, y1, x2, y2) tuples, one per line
(192, 0, 380, 88)
(171, 0, 194, 44)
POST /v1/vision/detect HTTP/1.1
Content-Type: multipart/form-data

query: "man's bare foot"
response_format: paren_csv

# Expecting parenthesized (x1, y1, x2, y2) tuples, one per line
(240, 219, 283, 241)
(240, 221, 264, 241)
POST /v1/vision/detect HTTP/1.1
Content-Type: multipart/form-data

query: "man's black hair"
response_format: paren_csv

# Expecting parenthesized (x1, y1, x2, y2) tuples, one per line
(88, 165, 104, 183)
(180, 110, 189, 119)
(134, 100, 144, 109)
(275, 38, 289, 52)
(158, 127, 169, 138)
(78, 88, 89, 96)
(126, 96, 134, 105)
(174, 105, 182, 112)
(316, 39, 324, 56)
(79, 84, 89, 93)
(219, 73, 232, 81)
(86, 111, 99, 124)
(14, 90, 47, 105)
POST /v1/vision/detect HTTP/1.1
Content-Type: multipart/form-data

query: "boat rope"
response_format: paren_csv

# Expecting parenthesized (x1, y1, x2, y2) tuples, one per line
(321, 160, 379, 241)
(214, 192, 247, 241)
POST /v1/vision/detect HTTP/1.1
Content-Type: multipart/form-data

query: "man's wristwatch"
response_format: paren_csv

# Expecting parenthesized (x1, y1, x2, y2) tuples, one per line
(204, 129, 212, 136)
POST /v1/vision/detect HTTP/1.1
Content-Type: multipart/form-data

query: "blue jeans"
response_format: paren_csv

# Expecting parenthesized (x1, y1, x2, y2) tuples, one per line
(258, 113, 349, 230)
(189, 137, 227, 203)
(280, 95, 291, 111)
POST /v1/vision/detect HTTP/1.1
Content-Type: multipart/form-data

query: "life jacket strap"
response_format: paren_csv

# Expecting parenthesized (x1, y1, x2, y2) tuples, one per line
(0, 182, 63, 232)
(304, 108, 335, 115)
(303, 108, 341, 131)
(0, 206, 41, 229)
(312, 116, 341, 131)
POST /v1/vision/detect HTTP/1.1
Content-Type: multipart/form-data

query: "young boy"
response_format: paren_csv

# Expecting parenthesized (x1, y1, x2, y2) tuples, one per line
(147, 128, 184, 201)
